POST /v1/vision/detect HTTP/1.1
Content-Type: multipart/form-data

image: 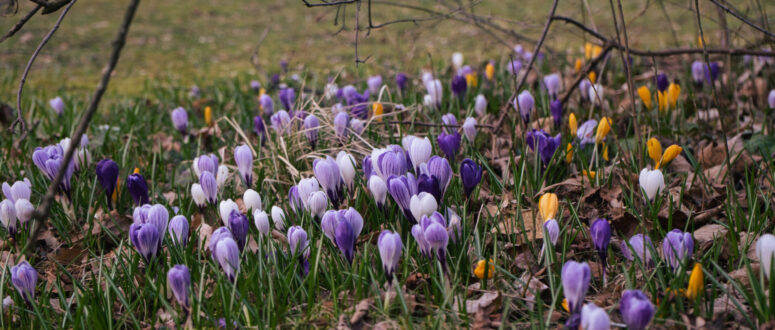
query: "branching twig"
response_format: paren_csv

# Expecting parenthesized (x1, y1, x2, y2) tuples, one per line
(26, 0, 141, 255)
(302, 0, 357, 7)
(559, 44, 614, 106)
(12, 0, 76, 135)
(0, 4, 42, 44)
(709, 0, 775, 39)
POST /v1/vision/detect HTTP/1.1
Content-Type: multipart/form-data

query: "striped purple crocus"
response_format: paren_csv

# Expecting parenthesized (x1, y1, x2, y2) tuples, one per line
(234, 144, 253, 188)
(303, 114, 320, 149)
(32, 144, 74, 198)
(279, 87, 295, 111)
(387, 174, 418, 223)
(415, 212, 449, 272)
(589, 218, 611, 282)
(11, 261, 37, 304)
(619, 290, 655, 330)
(526, 129, 562, 165)
(313, 156, 343, 208)
(561, 260, 591, 327)
(372, 145, 408, 180)
(378, 230, 402, 282)
(129, 223, 160, 264)
(95, 159, 119, 209)
(516, 90, 534, 123)
(662, 229, 693, 271)
(167, 265, 191, 308)
(228, 210, 249, 251)
(288, 226, 310, 276)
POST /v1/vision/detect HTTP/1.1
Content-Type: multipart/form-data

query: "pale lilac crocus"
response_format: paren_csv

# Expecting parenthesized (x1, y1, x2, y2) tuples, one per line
(313, 156, 343, 208)
(234, 144, 253, 188)
(259, 94, 274, 116)
(621, 234, 655, 267)
(544, 73, 561, 99)
(516, 90, 534, 123)
(49, 97, 65, 116)
(619, 290, 655, 330)
(334, 112, 349, 138)
(474, 94, 487, 116)
(303, 114, 320, 149)
(168, 215, 189, 247)
(171, 107, 188, 135)
(462, 117, 477, 142)
(561, 261, 591, 326)
(378, 230, 402, 282)
(367, 75, 382, 95)
(270, 110, 291, 135)
(288, 226, 310, 275)
(11, 261, 37, 304)
(662, 229, 693, 271)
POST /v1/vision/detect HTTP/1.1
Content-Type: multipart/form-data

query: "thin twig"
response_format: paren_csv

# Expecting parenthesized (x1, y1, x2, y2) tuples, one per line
(26, 0, 141, 255)
(559, 45, 614, 106)
(369, 120, 496, 130)
(610, 0, 641, 165)
(514, 0, 558, 95)
(302, 0, 357, 7)
(709, 0, 775, 39)
(0, 4, 42, 44)
(12, 0, 76, 135)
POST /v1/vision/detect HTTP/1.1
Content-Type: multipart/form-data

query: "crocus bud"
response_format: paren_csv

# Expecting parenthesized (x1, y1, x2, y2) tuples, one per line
(662, 229, 694, 271)
(279, 87, 295, 111)
(411, 223, 431, 258)
(215, 237, 240, 282)
(407, 137, 432, 171)
(334, 112, 349, 138)
(96, 159, 119, 209)
(336, 151, 356, 191)
(191, 183, 206, 208)
(474, 259, 495, 279)
(451, 52, 463, 69)
(462, 117, 477, 142)
(656, 73, 669, 92)
(378, 230, 402, 282)
(426, 157, 452, 198)
(11, 261, 37, 304)
(234, 144, 253, 188)
(372, 145, 409, 180)
(147, 204, 170, 240)
(167, 265, 191, 307)
(197, 172, 217, 204)
(589, 84, 605, 106)
(647, 138, 662, 166)
(367, 75, 383, 95)
(171, 107, 188, 135)
(296, 178, 319, 209)
(759, 234, 775, 279)
(216, 165, 229, 189)
(271, 206, 286, 231)
(313, 156, 343, 208)
(228, 210, 249, 251)
(621, 234, 654, 267)
(366, 175, 388, 210)
(195, 154, 218, 176)
(769, 90, 775, 109)
(2, 296, 11, 310)
(451, 75, 467, 97)
(538, 193, 558, 221)
(288, 226, 311, 274)
(474, 94, 487, 116)
(460, 158, 482, 198)
(417, 174, 441, 203)
(335, 219, 356, 264)
(619, 290, 655, 330)
(691, 61, 705, 86)
(581, 303, 610, 330)
(387, 174, 417, 223)
(543, 219, 559, 247)
(253, 116, 267, 144)
(410, 192, 437, 221)
(14, 199, 33, 225)
(658, 145, 682, 169)
(550, 100, 563, 128)
(350, 118, 365, 135)
(638, 168, 664, 201)
(561, 261, 590, 315)
(126, 172, 149, 206)
(250, 80, 261, 92)
(544, 73, 561, 99)
(396, 73, 408, 91)
(421, 212, 449, 271)
(437, 132, 461, 162)
(243, 189, 262, 212)
(485, 61, 495, 80)
(595, 117, 612, 144)
(686, 263, 704, 300)
(307, 191, 328, 218)
(253, 210, 270, 236)
(447, 208, 462, 243)
(425, 79, 443, 107)
(49, 96, 65, 116)
(270, 110, 291, 135)
(218, 199, 239, 227)
(303, 114, 320, 149)
(129, 223, 160, 263)
(515, 91, 535, 124)
(638, 86, 652, 109)
(168, 215, 189, 247)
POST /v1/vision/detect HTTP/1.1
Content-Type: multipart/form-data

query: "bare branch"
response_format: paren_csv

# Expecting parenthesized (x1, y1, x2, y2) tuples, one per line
(709, 0, 775, 39)
(302, 0, 357, 7)
(0, 4, 42, 44)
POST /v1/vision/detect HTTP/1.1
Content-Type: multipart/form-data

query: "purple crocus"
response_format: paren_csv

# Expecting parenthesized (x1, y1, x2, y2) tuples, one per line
(562, 261, 591, 324)
(462, 117, 477, 143)
(228, 210, 249, 251)
(576, 119, 598, 146)
(372, 145, 408, 180)
(707, 62, 720, 83)
(589, 218, 611, 281)
(526, 129, 562, 165)
(367, 75, 383, 94)
(32, 144, 74, 197)
(451, 75, 467, 97)
(362, 155, 373, 179)
(656, 73, 669, 92)
(253, 116, 267, 144)
(168, 215, 189, 247)
(270, 110, 291, 135)
(279, 87, 295, 111)
(516, 90, 534, 123)
(196, 154, 218, 176)
(543, 219, 559, 246)
(417, 212, 449, 272)
(621, 234, 655, 267)
(417, 174, 441, 203)
(234, 144, 253, 188)
(259, 94, 274, 116)
(2, 179, 31, 204)
(691, 61, 705, 86)
(11, 261, 37, 304)
(199, 171, 217, 205)
(387, 174, 418, 223)
(214, 237, 240, 282)
(95, 159, 119, 209)
(303, 114, 320, 149)
(378, 230, 402, 282)
(335, 219, 356, 264)
(171, 107, 188, 135)
(550, 100, 563, 129)
(288, 226, 310, 276)
(147, 204, 170, 242)
(334, 111, 349, 139)
(426, 155, 452, 198)
(49, 96, 64, 116)
(544, 73, 561, 99)
(396, 73, 408, 91)
(126, 172, 149, 206)
(437, 132, 461, 162)
(313, 156, 343, 208)
(167, 265, 191, 308)
(1, 200, 17, 237)
(460, 158, 482, 198)
(129, 223, 160, 263)
(662, 229, 693, 271)
(209, 227, 233, 261)
(619, 290, 655, 330)
(441, 113, 457, 134)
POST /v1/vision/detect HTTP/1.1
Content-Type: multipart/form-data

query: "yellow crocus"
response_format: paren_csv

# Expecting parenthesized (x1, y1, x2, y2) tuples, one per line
(583, 170, 596, 179)
(204, 106, 213, 126)
(474, 259, 495, 279)
(657, 144, 683, 169)
(569, 113, 577, 136)
(637, 86, 652, 109)
(647, 138, 662, 166)
(697, 36, 705, 48)
(112, 178, 120, 202)
(588, 71, 597, 84)
(602, 143, 609, 161)
(594, 117, 612, 144)
(657, 91, 668, 113)
(584, 42, 593, 60)
(466, 73, 478, 88)
(686, 263, 704, 300)
(372, 102, 384, 122)
(133, 167, 140, 174)
(592, 45, 603, 58)
(574, 59, 582, 73)
(565, 143, 573, 163)
(667, 83, 681, 108)
(538, 193, 559, 221)
(485, 62, 495, 81)
(562, 298, 569, 312)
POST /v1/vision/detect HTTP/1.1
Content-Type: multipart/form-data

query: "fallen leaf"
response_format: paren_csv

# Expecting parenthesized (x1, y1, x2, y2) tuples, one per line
(349, 298, 373, 325)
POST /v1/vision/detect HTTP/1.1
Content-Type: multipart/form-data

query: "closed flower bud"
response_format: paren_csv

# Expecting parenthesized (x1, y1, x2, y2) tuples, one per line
(168, 215, 189, 247)
(11, 261, 37, 304)
(474, 94, 487, 116)
(228, 210, 249, 251)
(259, 92, 274, 115)
(368, 176, 388, 208)
(769, 90, 775, 109)
(147, 204, 169, 242)
(621, 234, 655, 267)
(49, 96, 65, 116)
(686, 263, 704, 300)
(581, 303, 610, 330)
(334, 112, 349, 138)
(313, 156, 343, 208)
(336, 151, 356, 191)
(367, 75, 382, 94)
(191, 183, 206, 208)
(253, 210, 270, 236)
(387, 174, 417, 223)
(410, 192, 437, 222)
(307, 191, 328, 218)
(538, 193, 558, 221)
(667, 83, 681, 108)
(460, 158, 482, 198)
(216, 165, 229, 189)
(474, 259, 495, 279)
(451, 75, 467, 97)
(335, 219, 356, 264)
(550, 100, 563, 129)
(167, 265, 191, 307)
(215, 237, 240, 282)
(270, 110, 291, 135)
(579, 79, 591, 100)
(562, 261, 590, 316)
(543, 73, 561, 99)
(219, 199, 239, 227)
(692, 61, 705, 86)
(234, 144, 253, 188)
(619, 290, 655, 330)
(569, 113, 578, 137)
(516, 90, 534, 123)
(437, 132, 461, 162)
(378, 230, 402, 282)
(638, 168, 664, 201)
(637, 86, 652, 109)
(243, 189, 262, 212)
(647, 138, 662, 166)
(662, 229, 694, 270)
(271, 206, 286, 231)
(462, 117, 477, 143)
(594, 117, 612, 144)
(407, 137, 432, 170)
(656, 73, 669, 92)
(14, 199, 34, 225)
(395, 73, 408, 90)
(129, 223, 160, 263)
(757, 234, 775, 279)
(126, 172, 149, 206)
(451, 52, 463, 69)
(658, 144, 682, 169)
(303, 114, 320, 148)
(589, 84, 605, 106)
(95, 159, 119, 209)
(171, 107, 188, 135)
(485, 61, 495, 81)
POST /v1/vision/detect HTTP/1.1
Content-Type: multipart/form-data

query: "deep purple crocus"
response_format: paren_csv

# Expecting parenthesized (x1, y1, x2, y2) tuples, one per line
(95, 159, 119, 209)
(656, 73, 669, 92)
(417, 174, 441, 203)
(662, 229, 693, 271)
(396, 73, 408, 91)
(589, 218, 611, 281)
(550, 100, 563, 129)
(171, 107, 188, 135)
(562, 260, 591, 328)
(167, 265, 191, 308)
(129, 222, 160, 263)
(362, 155, 373, 179)
(126, 172, 149, 206)
(387, 174, 418, 224)
(378, 230, 402, 282)
(335, 219, 356, 264)
(228, 210, 249, 251)
(707, 62, 720, 83)
(11, 261, 37, 304)
(619, 290, 655, 330)
(526, 129, 562, 165)
(437, 132, 461, 162)
(460, 158, 482, 198)
(451, 75, 467, 97)
(303, 114, 320, 149)
(279, 87, 295, 111)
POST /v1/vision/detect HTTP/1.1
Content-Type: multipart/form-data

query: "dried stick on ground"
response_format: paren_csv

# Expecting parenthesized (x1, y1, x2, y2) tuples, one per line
(26, 0, 142, 254)
(12, 0, 76, 135)
(0, 4, 42, 44)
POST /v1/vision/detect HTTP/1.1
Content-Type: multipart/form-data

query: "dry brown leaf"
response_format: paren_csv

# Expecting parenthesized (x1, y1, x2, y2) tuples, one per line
(693, 224, 728, 252)
(492, 210, 543, 243)
(349, 297, 373, 325)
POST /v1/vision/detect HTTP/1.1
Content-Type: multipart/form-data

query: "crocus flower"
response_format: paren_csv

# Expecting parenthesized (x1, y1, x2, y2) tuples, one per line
(485, 61, 495, 80)
(313, 156, 343, 208)
(271, 206, 286, 231)
(446, 208, 462, 243)
(335, 219, 356, 264)
(190, 184, 206, 208)
(656, 73, 669, 92)
(691, 61, 705, 86)
(387, 174, 418, 223)
(416, 212, 449, 271)
(757, 234, 775, 279)
(0, 199, 18, 237)
(451, 75, 467, 97)
(215, 237, 240, 282)
(189, 85, 200, 98)
(543, 219, 559, 246)
(594, 117, 612, 144)
(474, 259, 495, 279)
(768, 90, 775, 109)
(410, 192, 437, 221)
(550, 100, 562, 128)
(350, 118, 365, 135)
(662, 229, 694, 271)
(199, 172, 218, 205)
(334, 112, 349, 138)
(303, 114, 320, 149)
(228, 210, 249, 251)
(474, 94, 487, 116)
(336, 151, 356, 191)
(270, 110, 291, 135)
(216, 165, 229, 189)
(437, 132, 461, 162)
(195, 154, 219, 176)
(581, 303, 610, 330)
(49, 96, 64, 116)
(460, 158, 482, 198)
(129, 223, 160, 263)
(167, 265, 191, 308)
(707, 62, 720, 83)
(171, 107, 188, 135)
(621, 234, 655, 267)
(577, 119, 597, 146)
(579, 79, 591, 100)
(425, 79, 443, 107)
(506, 59, 522, 75)
(168, 215, 189, 247)
(95, 159, 119, 209)
(590, 218, 611, 280)
(561, 261, 591, 316)
(462, 117, 477, 143)
(619, 290, 655, 330)
(288, 186, 303, 214)
(288, 226, 310, 275)
(526, 129, 561, 165)
(306, 191, 327, 218)
(686, 263, 704, 300)
(417, 174, 440, 203)
(378, 230, 402, 282)
(647, 138, 662, 166)
(14, 199, 33, 225)
(588, 84, 605, 107)
(367, 75, 382, 94)
(218, 199, 239, 227)
(372, 145, 409, 180)
(426, 156, 452, 197)
(11, 261, 37, 304)
(146, 204, 170, 242)
(278, 87, 295, 111)
(259, 94, 274, 116)
(638, 168, 664, 201)
(538, 192, 558, 221)
(296, 178, 319, 210)
(32, 144, 74, 197)
(250, 80, 260, 92)
(126, 171, 149, 206)
(368, 176, 387, 208)
(233, 144, 253, 188)
(441, 113, 457, 133)
(407, 137, 432, 171)
(254, 210, 270, 236)
(544, 73, 561, 99)
(1, 179, 30, 204)
(516, 90, 534, 123)
(243, 189, 262, 212)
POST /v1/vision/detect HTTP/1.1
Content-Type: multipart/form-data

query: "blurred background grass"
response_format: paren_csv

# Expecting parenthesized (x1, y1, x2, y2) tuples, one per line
(0, 0, 772, 100)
